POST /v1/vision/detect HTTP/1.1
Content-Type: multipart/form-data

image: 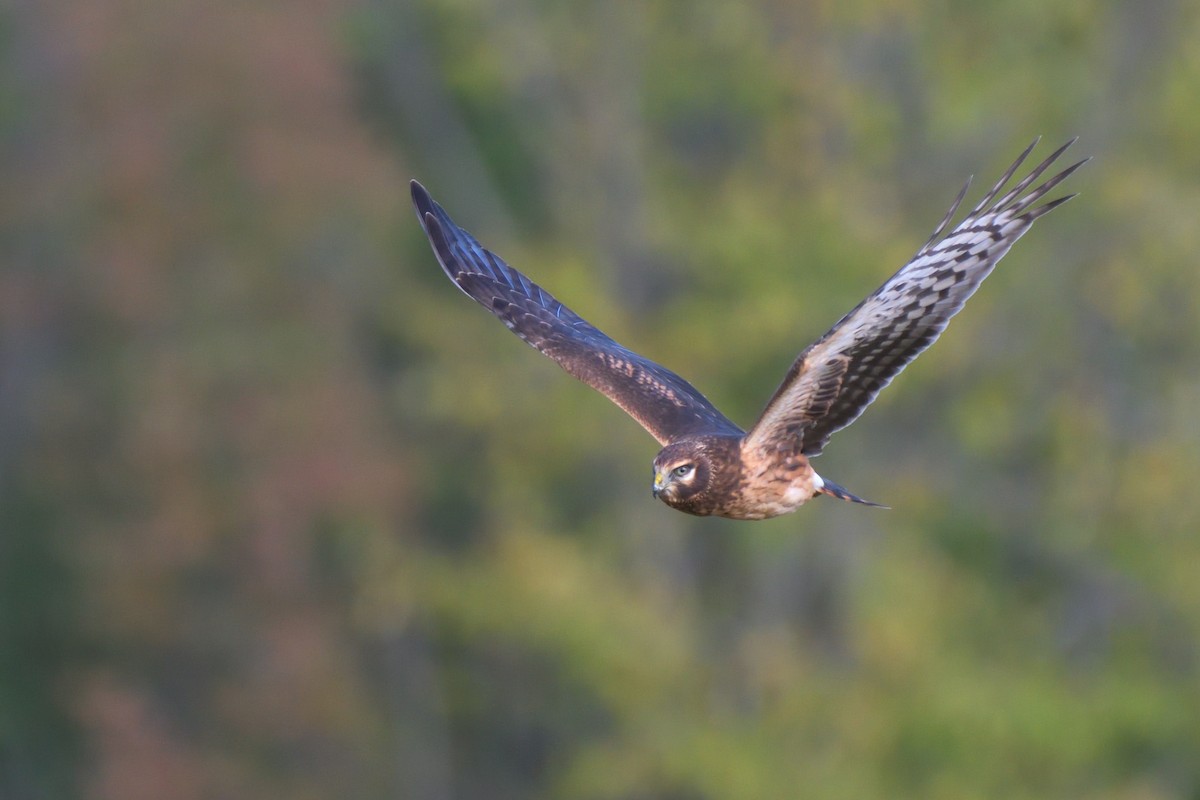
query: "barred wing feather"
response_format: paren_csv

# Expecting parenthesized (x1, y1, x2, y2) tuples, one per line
(745, 139, 1087, 457)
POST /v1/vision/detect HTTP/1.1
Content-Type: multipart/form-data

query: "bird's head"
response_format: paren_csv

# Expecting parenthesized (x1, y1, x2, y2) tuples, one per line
(651, 440, 713, 511)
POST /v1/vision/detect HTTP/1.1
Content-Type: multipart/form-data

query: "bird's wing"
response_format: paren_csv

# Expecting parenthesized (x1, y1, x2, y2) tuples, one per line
(744, 138, 1088, 458)
(412, 181, 743, 445)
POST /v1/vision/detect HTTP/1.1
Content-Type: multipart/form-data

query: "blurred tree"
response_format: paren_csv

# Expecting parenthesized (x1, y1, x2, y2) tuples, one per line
(1, 0, 1198, 798)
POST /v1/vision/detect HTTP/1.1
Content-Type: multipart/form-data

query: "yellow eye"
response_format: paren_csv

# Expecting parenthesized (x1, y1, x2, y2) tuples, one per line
(673, 464, 694, 478)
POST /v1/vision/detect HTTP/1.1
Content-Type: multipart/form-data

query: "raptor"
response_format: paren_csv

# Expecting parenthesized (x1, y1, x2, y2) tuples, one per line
(412, 139, 1086, 519)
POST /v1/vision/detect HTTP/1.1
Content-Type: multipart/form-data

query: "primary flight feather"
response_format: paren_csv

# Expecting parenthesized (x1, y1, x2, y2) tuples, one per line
(412, 139, 1087, 519)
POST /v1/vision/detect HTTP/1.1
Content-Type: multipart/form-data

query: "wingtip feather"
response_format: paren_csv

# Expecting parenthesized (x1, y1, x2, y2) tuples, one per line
(923, 175, 973, 249)
(968, 136, 1043, 216)
(410, 179, 432, 214)
(420, 210, 462, 284)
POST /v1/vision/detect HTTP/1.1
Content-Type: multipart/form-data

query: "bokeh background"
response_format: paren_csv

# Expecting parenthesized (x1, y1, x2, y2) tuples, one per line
(3, 1, 1200, 798)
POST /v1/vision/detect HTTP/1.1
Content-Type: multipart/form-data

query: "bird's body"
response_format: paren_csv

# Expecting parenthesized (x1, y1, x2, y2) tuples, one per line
(652, 436, 847, 519)
(412, 139, 1087, 520)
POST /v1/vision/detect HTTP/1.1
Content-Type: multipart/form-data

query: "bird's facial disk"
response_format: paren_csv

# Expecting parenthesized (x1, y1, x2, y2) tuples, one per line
(652, 460, 697, 500)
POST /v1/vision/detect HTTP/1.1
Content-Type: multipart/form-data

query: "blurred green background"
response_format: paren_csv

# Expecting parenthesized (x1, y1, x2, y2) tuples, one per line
(3, 0, 1199, 798)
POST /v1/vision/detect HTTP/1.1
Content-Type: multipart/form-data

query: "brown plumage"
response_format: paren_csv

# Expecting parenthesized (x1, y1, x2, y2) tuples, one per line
(412, 139, 1087, 520)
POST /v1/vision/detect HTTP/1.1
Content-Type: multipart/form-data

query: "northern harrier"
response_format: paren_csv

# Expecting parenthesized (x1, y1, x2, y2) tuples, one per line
(412, 139, 1085, 519)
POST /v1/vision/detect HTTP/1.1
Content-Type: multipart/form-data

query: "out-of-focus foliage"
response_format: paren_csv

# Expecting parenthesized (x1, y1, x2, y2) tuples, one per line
(2, 0, 1199, 798)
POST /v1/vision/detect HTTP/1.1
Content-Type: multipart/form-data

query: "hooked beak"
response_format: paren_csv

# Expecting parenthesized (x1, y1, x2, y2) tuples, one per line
(652, 470, 666, 499)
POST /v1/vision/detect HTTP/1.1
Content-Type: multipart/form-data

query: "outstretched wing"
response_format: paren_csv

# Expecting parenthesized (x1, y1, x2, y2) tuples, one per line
(745, 138, 1088, 458)
(412, 181, 743, 445)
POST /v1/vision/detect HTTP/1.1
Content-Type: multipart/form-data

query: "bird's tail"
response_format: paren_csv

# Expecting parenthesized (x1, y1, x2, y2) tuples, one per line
(817, 476, 889, 509)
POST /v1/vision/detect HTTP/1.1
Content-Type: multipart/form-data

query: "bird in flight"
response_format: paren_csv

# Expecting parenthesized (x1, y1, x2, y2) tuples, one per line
(412, 139, 1086, 520)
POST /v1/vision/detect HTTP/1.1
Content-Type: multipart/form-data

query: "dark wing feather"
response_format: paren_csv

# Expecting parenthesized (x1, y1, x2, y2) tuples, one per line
(745, 138, 1088, 458)
(412, 181, 743, 445)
